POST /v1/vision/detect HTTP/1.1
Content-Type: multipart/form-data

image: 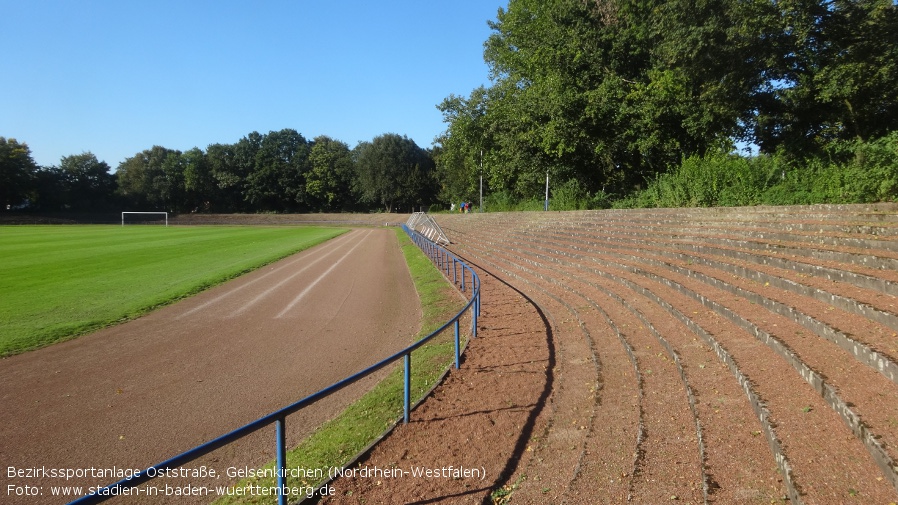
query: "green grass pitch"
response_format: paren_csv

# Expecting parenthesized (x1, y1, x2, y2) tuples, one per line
(0, 225, 347, 356)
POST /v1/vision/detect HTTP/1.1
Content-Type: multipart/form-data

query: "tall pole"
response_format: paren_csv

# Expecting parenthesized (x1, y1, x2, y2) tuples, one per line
(479, 150, 483, 213)
(544, 170, 549, 211)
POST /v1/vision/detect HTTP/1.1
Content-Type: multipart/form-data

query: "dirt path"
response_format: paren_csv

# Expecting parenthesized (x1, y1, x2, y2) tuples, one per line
(323, 263, 554, 505)
(0, 228, 421, 504)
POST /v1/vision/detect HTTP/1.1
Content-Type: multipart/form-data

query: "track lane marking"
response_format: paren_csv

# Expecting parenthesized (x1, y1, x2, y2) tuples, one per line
(274, 230, 374, 319)
(175, 230, 359, 319)
(226, 229, 372, 318)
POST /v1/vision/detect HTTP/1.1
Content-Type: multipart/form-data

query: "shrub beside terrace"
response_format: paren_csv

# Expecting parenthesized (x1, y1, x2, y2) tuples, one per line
(616, 133, 898, 209)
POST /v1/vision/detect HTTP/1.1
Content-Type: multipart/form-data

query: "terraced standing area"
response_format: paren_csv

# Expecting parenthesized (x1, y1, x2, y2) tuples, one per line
(329, 204, 898, 504)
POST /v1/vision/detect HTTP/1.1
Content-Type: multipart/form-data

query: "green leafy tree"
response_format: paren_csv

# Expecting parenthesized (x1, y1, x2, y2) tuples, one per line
(0, 137, 39, 210)
(244, 129, 310, 212)
(206, 142, 246, 212)
(116, 146, 180, 210)
(181, 147, 214, 212)
(159, 150, 187, 212)
(58, 152, 115, 211)
(435, 88, 489, 204)
(477, 0, 777, 190)
(354, 134, 435, 212)
(754, 0, 898, 156)
(439, 0, 898, 201)
(402, 147, 438, 212)
(306, 135, 356, 211)
(31, 166, 67, 211)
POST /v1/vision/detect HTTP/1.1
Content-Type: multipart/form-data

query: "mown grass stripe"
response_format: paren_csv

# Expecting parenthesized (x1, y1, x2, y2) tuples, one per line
(0, 225, 347, 356)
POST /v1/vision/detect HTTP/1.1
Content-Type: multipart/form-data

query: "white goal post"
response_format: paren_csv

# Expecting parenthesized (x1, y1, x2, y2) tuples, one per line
(121, 212, 168, 226)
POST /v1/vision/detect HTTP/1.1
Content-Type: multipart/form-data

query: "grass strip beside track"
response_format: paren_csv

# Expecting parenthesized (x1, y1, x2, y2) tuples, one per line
(214, 228, 467, 505)
(0, 225, 347, 356)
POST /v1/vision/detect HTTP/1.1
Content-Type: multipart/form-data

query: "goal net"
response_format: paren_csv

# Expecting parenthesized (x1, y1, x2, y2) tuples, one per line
(121, 212, 168, 226)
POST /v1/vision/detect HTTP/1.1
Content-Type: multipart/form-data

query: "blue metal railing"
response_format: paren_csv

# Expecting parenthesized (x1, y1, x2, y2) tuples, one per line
(69, 225, 480, 505)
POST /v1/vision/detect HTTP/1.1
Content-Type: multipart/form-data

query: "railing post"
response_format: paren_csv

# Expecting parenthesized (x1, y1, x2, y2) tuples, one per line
(454, 320, 461, 369)
(403, 353, 411, 424)
(453, 258, 457, 286)
(476, 287, 480, 318)
(472, 291, 478, 339)
(275, 417, 287, 505)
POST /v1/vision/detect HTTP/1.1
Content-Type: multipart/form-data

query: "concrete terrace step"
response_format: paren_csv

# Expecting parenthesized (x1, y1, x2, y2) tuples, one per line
(436, 206, 898, 503)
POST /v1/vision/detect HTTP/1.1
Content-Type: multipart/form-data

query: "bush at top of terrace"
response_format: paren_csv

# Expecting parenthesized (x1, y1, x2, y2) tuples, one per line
(614, 132, 898, 209)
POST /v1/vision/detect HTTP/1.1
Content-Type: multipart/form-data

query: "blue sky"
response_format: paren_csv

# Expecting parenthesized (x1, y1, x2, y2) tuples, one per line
(2, 1, 506, 168)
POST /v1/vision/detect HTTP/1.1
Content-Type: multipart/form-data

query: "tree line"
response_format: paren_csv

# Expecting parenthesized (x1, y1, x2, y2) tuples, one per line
(6, 0, 897, 215)
(435, 0, 898, 207)
(1, 131, 437, 214)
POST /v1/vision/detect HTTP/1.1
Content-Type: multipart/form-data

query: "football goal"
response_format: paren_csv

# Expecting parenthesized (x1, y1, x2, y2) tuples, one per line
(121, 212, 168, 226)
